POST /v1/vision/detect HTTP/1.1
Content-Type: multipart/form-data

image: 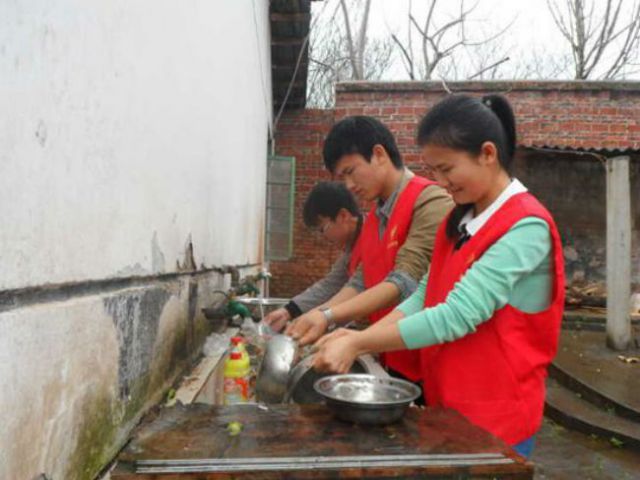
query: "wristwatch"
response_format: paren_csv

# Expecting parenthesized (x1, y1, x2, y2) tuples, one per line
(319, 307, 337, 331)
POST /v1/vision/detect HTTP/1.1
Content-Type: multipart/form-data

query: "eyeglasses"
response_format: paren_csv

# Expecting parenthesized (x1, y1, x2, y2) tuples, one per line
(316, 222, 331, 235)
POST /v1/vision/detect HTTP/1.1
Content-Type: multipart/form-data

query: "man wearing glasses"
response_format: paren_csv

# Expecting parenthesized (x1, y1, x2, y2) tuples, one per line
(264, 181, 364, 332)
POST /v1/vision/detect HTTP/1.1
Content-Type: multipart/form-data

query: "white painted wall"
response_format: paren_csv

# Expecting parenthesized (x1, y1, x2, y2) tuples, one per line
(0, 272, 234, 480)
(0, 0, 272, 290)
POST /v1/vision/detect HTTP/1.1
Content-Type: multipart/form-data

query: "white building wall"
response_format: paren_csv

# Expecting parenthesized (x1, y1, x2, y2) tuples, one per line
(0, 1, 273, 479)
(0, 0, 272, 290)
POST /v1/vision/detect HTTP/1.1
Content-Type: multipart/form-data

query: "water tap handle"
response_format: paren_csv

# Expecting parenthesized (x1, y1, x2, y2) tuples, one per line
(226, 300, 252, 319)
(257, 268, 272, 280)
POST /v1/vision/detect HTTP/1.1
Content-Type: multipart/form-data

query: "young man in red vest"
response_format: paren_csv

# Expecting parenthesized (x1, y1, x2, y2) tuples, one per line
(264, 181, 364, 332)
(287, 116, 452, 383)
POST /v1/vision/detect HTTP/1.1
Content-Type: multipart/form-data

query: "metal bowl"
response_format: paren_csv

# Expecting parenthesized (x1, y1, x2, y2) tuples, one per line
(255, 335, 299, 403)
(314, 374, 421, 425)
(285, 355, 365, 404)
(286, 355, 390, 404)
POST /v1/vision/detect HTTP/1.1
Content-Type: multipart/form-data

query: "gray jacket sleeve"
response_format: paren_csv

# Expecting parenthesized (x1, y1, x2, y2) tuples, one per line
(291, 252, 351, 313)
(346, 264, 365, 293)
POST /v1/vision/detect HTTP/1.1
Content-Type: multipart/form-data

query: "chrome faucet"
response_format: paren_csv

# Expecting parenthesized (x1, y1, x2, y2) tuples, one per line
(260, 266, 272, 298)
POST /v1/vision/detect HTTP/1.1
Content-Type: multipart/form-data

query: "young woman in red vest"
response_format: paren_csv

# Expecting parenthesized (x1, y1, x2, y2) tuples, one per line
(314, 94, 565, 458)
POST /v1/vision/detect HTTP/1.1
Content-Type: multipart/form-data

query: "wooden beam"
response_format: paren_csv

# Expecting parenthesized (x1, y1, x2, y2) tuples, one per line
(606, 155, 632, 350)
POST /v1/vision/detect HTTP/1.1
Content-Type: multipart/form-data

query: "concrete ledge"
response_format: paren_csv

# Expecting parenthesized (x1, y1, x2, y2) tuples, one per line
(545, 378, 640, 450)
(0, 263, 259, 314)
(550, 330, 640, 421)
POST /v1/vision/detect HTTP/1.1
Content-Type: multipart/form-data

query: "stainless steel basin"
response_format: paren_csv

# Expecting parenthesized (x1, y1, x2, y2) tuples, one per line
(314, 374, 421, 425)
(286, 354, 388, 404)
(255, 334, 389, 405)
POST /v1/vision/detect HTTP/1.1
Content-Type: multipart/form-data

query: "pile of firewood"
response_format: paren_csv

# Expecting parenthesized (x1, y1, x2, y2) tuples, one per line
(566, 283, 640, 316)
(565, 282, 607, 308)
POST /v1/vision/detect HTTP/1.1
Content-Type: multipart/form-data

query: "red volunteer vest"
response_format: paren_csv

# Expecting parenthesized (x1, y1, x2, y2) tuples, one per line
(361, 176, 436, 381)
(347, 232, 363, 276)
(420, 192, 565, 445)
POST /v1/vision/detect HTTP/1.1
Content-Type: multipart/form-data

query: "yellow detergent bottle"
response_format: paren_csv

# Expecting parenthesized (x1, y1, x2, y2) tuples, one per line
(232, 336, 258, 401)
(231, 336, 248, 355)
(223, 346, 250, 404)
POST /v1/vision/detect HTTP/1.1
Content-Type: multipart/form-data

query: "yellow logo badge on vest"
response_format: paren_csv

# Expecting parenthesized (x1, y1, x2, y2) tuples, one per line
(388, 225, 399, 249)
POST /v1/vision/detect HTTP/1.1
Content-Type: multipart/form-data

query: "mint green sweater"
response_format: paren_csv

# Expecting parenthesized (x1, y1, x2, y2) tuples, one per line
(397, 217, 552, 349)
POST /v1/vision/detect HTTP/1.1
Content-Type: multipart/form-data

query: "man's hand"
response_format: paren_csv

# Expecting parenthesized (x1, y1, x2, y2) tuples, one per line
(313, 329, 362, 374)
(263, 307, 291, 333)
(285, 309, 328, 346)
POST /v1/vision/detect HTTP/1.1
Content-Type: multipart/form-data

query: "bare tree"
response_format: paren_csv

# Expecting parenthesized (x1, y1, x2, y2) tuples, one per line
(463, 29, 512, 80)
(510, 48, 572, 79)
(390, 0, 512, 81)
(547, 0, 640, 79)
(340, 0, 371, 79)
(307, 0, 393, 108)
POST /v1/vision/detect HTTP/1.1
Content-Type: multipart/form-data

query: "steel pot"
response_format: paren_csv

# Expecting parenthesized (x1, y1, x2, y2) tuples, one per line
(314, 374, 421, 425)
(255, 334, 300, 403)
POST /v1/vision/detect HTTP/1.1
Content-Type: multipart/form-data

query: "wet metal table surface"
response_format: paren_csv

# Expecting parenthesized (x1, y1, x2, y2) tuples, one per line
(112, 403, 533, 479)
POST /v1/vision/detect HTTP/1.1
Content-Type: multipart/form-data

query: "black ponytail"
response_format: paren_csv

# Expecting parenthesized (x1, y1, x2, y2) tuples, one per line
(481, 94, 516, 162)
(416, 94, 517, 239)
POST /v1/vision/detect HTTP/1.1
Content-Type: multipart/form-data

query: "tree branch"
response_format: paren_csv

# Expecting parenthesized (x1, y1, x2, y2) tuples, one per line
(340, 0, 360, 79)
(467, 56, 511, 79)
(390, 32, 416, 79)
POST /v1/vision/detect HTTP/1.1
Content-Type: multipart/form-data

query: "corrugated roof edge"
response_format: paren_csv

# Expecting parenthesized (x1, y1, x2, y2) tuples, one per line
(520, 145, 640, 155)
(336, 80, 640, 93)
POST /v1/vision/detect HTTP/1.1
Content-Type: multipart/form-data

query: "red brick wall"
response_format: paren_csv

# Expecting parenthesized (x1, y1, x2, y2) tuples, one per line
(334, 81, 640, 151)
(271, 81, 640, 298)
(269, 109, 338, 298)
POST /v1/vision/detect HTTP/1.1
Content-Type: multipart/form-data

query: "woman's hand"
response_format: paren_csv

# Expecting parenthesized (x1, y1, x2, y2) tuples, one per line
(313, 318, 408, 374)
(314, 327, 351, 349)
(312, 329, 364, 374)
